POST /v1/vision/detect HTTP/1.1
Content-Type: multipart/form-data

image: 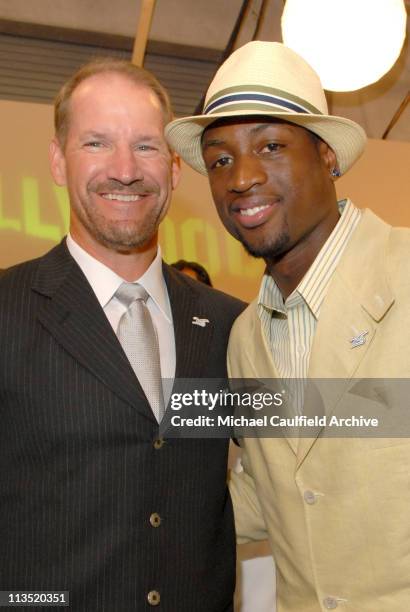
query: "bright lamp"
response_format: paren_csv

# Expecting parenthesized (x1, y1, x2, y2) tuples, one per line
(281, 0, 407, 92)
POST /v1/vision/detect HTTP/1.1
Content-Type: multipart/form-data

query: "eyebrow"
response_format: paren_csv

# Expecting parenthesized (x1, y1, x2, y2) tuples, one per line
(202, 121, 295, 150)
(248, 122, 295, 136)
(80, 131, 162, 143)
(134, 134, 163, 142)
(201, 137, 225, 151)
(80, 131, 108, 140)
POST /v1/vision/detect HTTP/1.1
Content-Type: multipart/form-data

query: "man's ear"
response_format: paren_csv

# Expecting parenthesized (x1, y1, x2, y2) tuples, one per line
(171, 152, 182, 190)
(319, 140, 338, 174)
(49, 138, 67, 187)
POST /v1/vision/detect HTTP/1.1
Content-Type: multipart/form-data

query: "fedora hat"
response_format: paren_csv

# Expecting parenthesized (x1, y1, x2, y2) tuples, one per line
(166, 41, 366, 175)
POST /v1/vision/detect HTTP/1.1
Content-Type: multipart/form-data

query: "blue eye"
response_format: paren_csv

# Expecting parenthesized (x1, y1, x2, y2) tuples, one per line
(136, 144, 160, 155)
(85, 141, 103, 149)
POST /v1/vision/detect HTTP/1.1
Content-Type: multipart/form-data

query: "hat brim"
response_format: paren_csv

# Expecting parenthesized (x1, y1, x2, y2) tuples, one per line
(166, 110, 366, 176)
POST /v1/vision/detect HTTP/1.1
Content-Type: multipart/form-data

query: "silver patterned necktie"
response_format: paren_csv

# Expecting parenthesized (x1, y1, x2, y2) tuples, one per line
(116, 282, 165, 422)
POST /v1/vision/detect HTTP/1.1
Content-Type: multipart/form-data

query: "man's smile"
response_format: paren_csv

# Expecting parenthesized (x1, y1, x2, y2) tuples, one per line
(230, 197, 279, 229)
(100, 193, 145, 202)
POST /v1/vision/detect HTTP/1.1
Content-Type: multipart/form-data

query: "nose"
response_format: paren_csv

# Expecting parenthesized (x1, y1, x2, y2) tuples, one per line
(107, 145, 143, 185)
(228, 155, 267, 193)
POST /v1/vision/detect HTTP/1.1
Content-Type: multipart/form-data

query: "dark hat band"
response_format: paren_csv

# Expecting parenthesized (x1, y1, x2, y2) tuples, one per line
(204, 89, 323, 116)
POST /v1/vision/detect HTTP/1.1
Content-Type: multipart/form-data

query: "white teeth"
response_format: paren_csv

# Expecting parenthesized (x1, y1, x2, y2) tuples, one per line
(239, 205, 270, 217)
(102, 194, 141, 202)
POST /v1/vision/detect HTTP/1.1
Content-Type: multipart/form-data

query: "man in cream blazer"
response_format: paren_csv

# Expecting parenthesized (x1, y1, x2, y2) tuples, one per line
(166, 41, 410, 611)
(227, 209, 410, 611)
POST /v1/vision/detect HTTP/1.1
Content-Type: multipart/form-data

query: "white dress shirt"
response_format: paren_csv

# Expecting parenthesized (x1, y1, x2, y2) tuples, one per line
(66, 234, 176, 382)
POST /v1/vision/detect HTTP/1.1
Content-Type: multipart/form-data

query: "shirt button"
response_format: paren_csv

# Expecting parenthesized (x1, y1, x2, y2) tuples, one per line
(304, 490, 317, 505)
(153, 438, 164, 449)
(323, 596, 338, 609)
(149, 512, 161, 527)
(147, 590, 160, 606)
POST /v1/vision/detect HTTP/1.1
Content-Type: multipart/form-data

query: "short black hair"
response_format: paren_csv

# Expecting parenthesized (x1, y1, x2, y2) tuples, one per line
(171, 260, 213, 287)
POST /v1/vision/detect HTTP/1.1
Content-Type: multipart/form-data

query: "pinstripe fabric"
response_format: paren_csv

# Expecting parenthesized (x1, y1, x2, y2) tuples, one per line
(0, 241, 245, 612)
(258, 200, 361, 410)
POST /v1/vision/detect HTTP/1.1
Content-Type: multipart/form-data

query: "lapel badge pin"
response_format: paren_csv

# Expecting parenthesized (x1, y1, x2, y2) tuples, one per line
(192, 316, 210, 328)
(350, 330, 369, 349)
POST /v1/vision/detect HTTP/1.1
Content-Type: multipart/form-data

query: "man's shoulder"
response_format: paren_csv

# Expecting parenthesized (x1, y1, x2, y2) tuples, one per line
(164, 263, 247, 318)
(0, 257, 47, 327)
(360, 209, 410, 243)
(0, 241, 70, 298)
(384, 226, 410, 290)
(358, 209, 410, 270)
(388, 225, 410, 251)
(194, 279, 246, 316)
(0, 255, 44, 290)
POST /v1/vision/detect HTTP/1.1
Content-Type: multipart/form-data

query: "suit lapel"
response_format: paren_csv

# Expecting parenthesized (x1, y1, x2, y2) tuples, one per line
(33, 242, 153, 419)
(297, 210, 394, 466)
(230, 300, 280, 379)
(239, 301, 298, 454)
(163, 264, 214, 379)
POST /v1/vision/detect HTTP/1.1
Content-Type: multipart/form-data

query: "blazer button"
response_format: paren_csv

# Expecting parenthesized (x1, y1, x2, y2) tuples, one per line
(303, 490, 317, 505)
(149, 513, 161, 527)
(147, 590, 160, 606)
(153, 438, 164, 449)
(323, 596, 338, 609)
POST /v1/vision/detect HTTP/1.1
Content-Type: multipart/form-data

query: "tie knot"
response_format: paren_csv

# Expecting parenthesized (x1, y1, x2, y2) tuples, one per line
(115, 282, 149, 308)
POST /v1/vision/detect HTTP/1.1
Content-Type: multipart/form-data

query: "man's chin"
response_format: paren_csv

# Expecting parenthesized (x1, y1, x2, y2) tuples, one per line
(91, 225, 158, 252)
(238, 232, 290, 261)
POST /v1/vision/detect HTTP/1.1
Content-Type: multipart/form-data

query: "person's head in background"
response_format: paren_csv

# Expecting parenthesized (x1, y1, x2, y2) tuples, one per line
(171, 260, 213, 286)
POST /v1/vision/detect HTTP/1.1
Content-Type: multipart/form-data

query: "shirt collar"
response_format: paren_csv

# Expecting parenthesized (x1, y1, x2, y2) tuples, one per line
(66, 234, 172, 322)
(259, 275, 287, 317)
(258, 200, 361, 319)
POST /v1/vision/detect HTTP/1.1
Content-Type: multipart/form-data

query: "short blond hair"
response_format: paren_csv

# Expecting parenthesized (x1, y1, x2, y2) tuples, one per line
(54, 57, 173, 147)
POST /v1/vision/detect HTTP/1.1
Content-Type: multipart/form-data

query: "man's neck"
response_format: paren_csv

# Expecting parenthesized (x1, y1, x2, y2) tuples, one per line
(266, 208, 340, 300)
(69, 231, 158, 281)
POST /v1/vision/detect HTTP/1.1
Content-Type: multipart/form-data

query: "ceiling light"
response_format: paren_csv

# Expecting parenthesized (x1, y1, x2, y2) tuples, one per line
(281, 0, 407, 91)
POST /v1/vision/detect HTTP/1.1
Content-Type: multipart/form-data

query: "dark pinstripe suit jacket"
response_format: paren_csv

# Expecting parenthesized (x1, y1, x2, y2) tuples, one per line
(0, 241, 245, 611)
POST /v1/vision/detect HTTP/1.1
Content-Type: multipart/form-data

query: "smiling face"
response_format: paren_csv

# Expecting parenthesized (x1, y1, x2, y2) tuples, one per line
(49, 72, 180, 258)
(201, 118, 339, 267)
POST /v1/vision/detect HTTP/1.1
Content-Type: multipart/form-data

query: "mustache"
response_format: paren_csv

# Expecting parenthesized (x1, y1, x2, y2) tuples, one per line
(91, 179, 160, 196)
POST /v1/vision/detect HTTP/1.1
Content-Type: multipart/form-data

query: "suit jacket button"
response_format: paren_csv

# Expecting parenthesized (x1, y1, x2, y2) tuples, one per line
(323, 596, 338, 609)
(153, 438, 164, 449)
(303, 490, 317, 505)
(147, 590, 160, 606)
(149, 512, 161, 527)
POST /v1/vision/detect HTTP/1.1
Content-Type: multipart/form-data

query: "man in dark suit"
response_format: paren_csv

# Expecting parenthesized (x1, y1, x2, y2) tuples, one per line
(0, 59, 244, 611)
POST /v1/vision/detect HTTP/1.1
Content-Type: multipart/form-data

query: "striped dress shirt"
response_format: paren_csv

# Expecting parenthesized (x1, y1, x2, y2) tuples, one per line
(258, 200, 361, 410)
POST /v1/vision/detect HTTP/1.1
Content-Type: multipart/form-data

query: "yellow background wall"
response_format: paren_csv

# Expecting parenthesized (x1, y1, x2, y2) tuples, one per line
(1, 99, 409, 301)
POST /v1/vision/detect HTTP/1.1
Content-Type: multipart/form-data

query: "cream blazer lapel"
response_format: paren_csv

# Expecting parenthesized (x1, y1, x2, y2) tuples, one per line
(228, 299, 299, 454)
(297, 209, 395, 465)
(228, 298, 277, 378)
